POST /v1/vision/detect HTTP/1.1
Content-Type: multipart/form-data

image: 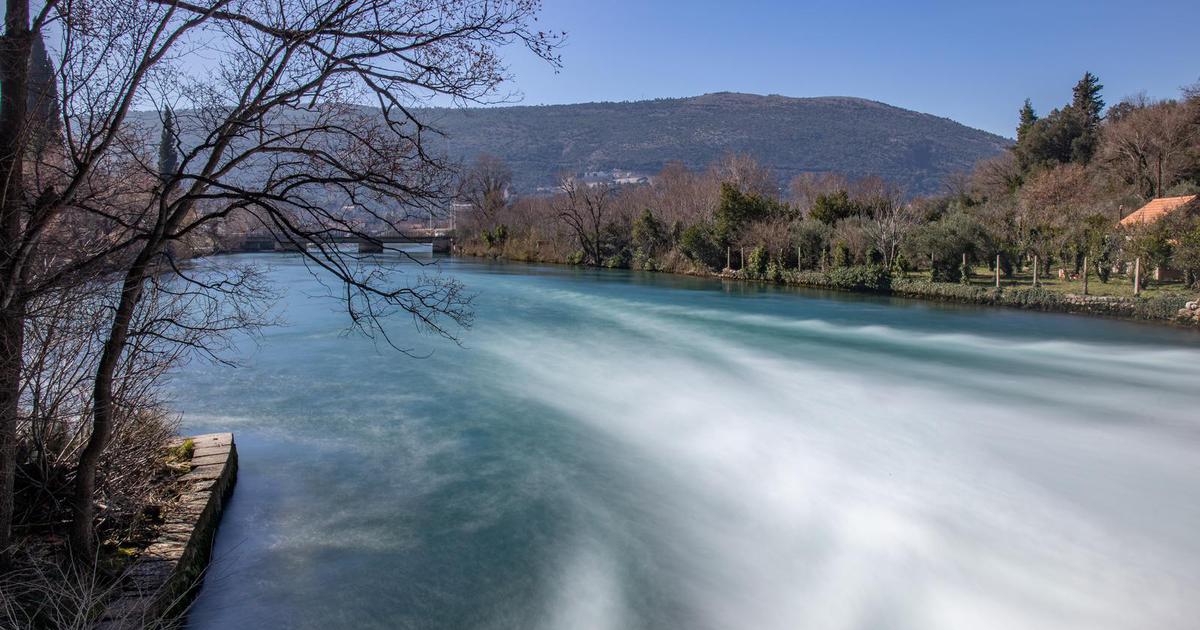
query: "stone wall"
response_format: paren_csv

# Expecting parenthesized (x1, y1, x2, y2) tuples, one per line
(94, 432, 238, 629)
(1179, 299, 1200, 324)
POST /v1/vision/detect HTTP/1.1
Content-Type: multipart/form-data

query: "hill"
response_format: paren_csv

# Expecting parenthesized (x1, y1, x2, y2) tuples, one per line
(417, 92, 1010, 195)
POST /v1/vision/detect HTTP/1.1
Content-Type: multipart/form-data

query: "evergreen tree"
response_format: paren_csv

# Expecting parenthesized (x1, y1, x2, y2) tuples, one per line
(1016, 98, 1038, 144)
(158, 109, 179, 182)
(1068, 72, 1104, 164)
(1071, 72, 1105, 128)
(26, 31, 62, 154)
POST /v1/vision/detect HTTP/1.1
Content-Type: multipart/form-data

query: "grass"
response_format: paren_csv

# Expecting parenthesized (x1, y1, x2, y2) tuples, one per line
(921, 267, 1195, 299)
(167, 438, 194, 464)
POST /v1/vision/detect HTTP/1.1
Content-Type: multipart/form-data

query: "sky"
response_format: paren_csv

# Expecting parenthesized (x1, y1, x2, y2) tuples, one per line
(495, 0, 1200, 137)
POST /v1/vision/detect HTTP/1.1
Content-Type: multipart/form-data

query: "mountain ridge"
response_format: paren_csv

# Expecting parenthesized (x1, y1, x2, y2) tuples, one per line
(414, 92, 1011, 195)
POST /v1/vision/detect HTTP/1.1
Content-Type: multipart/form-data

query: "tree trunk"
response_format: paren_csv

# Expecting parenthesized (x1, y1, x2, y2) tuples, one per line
(68, 252, 154, 559)
(0, 0, 32, 569)
(0, 309, 22, 568)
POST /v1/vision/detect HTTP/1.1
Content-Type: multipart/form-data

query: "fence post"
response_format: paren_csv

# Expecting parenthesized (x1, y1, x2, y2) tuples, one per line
(1134, 257, 1141, 296)
(1083, 255, 1089, 295)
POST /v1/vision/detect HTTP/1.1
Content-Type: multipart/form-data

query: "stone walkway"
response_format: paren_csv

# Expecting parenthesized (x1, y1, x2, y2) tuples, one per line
(94, 433, 238, 629)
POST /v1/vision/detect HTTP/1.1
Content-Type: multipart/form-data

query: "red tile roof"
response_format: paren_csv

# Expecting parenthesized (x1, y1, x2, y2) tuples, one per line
(1119, 195, 1198, 227)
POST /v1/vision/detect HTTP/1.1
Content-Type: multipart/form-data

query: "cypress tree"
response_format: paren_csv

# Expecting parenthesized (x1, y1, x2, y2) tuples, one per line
(158, 109, 179, 182)
(26, 31, 62, 155)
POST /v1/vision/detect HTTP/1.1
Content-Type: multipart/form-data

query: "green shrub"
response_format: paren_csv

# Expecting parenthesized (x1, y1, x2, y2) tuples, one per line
(766, 259, 783, 282)
(602, 254, 627, 269)
(783, 265, 892, 292)
(746, 245, 769, 278)
(679, 223, 724, 270)
(565, 250, 585, 265)
(1134, 295, 1189, 320)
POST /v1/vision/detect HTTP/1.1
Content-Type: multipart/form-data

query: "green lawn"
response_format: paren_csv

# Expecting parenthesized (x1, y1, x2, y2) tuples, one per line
(907, 267, 1195, 299)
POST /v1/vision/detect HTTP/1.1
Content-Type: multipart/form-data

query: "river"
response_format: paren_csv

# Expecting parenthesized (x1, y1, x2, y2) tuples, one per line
(173, 254, 1200, 630)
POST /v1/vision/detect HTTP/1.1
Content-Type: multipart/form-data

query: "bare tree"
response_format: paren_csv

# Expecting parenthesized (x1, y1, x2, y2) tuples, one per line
(866, 199, 920, 269)
(0, 0, 560, 561)
(459, 153, 513, 229)
(970, 152, 1023, 200)
(712, 153, 779, 199)
(787, 172, 848, 213)
(1101, 99, 1200, 198)
(557, 177, 612, 266)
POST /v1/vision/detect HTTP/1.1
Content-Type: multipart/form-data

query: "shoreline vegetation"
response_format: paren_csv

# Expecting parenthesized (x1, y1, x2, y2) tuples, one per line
(454, 246, 1200, 326)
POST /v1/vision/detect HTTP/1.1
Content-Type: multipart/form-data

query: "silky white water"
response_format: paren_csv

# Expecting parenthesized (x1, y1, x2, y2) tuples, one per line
(174, 256, 1200, 630)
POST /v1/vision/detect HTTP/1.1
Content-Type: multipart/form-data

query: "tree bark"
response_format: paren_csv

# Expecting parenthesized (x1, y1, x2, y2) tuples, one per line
(68, 250, 155, 558)
(0, 0, 32, 569)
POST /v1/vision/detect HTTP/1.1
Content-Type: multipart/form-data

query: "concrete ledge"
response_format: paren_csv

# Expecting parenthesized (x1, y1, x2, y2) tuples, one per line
(94, 433, 238, 629)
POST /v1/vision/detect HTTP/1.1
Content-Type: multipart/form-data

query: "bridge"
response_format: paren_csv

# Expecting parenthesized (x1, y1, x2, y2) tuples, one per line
(238, 230, 453, 254)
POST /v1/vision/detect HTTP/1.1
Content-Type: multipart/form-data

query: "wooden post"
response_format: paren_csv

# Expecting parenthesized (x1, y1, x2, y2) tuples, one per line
(797, 246, 802, 271)
(1082, 255, 1089, 295)
(740, 247, 745, 270)
(1134, 257, 1141, 296)
(995, 254, 1000, 288)
(1033, 255, 1039, 287)
(962, 253, 968, 284)
(726, 247, 730, 270)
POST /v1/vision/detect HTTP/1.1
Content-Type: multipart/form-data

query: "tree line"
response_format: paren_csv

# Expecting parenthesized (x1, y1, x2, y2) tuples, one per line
(459, 73, 1200, 289)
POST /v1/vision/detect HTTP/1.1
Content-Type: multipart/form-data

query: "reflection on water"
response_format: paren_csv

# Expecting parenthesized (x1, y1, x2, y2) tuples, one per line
(174, 256, 1200, 630)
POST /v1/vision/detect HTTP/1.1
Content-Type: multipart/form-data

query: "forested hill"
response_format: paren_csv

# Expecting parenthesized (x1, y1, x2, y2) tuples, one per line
(416, 92, 1011, 195)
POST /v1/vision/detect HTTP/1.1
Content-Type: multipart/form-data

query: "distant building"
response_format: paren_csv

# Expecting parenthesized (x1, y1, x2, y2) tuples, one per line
(1118, 194, 1198, 227)
(1118, 194, 1199, 281)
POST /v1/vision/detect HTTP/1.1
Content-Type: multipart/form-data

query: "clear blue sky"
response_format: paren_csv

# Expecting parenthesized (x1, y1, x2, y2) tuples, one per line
(498, 0, 1200, 137)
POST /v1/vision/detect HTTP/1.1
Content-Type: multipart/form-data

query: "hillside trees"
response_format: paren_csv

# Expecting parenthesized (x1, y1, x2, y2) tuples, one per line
(1014, 72, 1105, 172)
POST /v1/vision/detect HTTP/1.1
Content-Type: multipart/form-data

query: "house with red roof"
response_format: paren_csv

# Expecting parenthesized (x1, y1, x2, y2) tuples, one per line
(1119, 195, 1198, 228)
(1119, 195, 1199, 281)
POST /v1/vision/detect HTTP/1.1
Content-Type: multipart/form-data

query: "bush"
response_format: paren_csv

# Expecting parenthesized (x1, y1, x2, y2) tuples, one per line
(565, 250, 585, 265)
(632, 249, 657, 271)
(783, 265, 892, 291)
(1134, 294, 1189, 320)
(766, 259, 783, 282)
(746, 245, 769, 278)
(679, 223, 724, 270)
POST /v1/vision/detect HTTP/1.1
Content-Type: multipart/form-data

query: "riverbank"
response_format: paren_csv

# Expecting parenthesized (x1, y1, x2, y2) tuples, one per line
(173, 254, 1200, 629)
(456, 247, 1200, 326)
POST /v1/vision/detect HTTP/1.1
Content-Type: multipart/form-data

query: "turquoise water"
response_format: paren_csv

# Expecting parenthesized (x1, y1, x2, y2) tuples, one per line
(175, 255, 1200, 630)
